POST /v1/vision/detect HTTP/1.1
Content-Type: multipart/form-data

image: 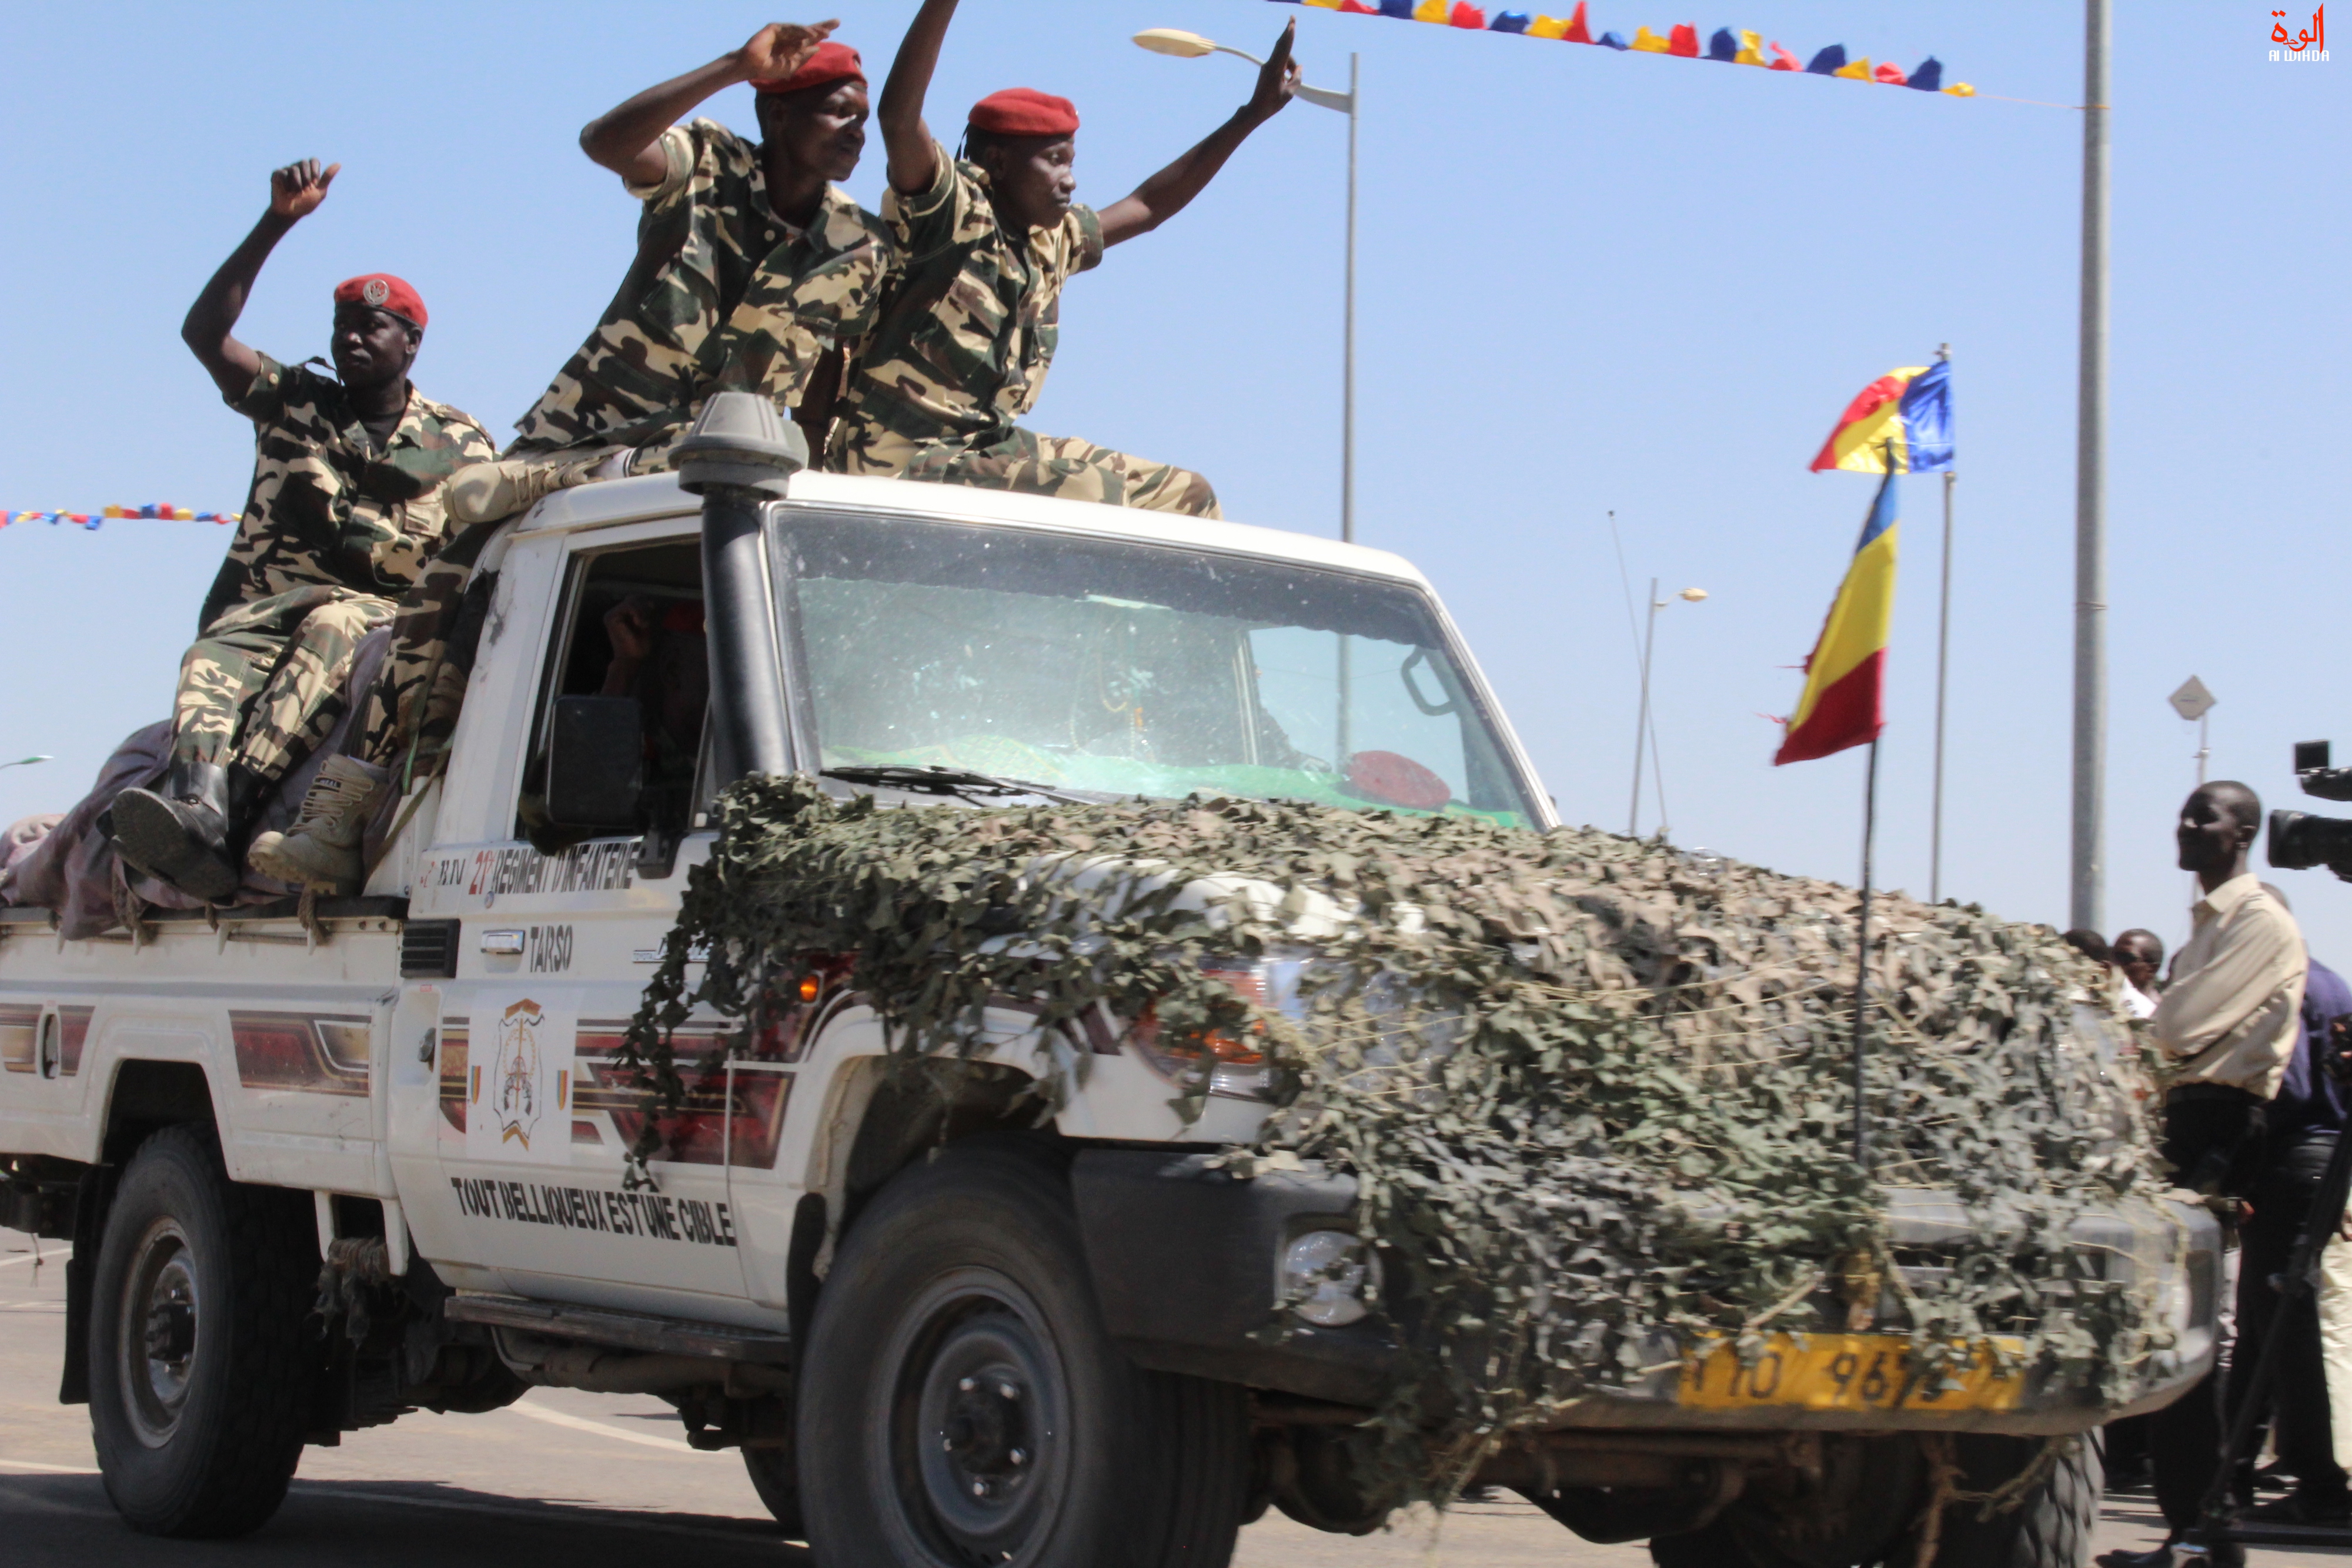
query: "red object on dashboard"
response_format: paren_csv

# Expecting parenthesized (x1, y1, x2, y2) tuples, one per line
(1345, 751, 1451, 811)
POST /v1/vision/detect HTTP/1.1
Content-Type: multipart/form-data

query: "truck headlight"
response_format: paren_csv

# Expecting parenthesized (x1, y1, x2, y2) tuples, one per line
(1129, 958, 1305, 1102)
(1280, 1229, 1377, 1328)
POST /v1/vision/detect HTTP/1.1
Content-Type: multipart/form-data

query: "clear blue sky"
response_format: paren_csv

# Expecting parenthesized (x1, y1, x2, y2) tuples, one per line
(1, 2, 2344, 963)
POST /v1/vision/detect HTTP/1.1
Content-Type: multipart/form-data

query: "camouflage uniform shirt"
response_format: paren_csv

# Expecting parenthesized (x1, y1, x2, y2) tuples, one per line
(829, 140, 1104, 460)
(199, 355, 496, 631)
(507, 118, 895, 460)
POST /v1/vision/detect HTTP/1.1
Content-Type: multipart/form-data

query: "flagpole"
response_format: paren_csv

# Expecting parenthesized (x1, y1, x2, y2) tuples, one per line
(1629, 576, 1659, 837)
(1930, 345, 1954, 906)
(1853, 737, 1880, 1170)
(2070, 0, 2112, 933)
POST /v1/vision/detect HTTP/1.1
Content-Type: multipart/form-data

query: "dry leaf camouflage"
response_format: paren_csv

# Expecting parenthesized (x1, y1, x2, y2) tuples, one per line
(627, 777, 2169, 1496)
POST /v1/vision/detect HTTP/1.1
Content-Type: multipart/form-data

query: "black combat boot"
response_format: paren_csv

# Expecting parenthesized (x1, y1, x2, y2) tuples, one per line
(109, 759, 245, 901)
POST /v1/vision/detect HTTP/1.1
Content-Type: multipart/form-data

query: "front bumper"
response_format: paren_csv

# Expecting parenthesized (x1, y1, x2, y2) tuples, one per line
(1073, 1149, 1395, 1406)
(1071, 1150, 2223, 1433)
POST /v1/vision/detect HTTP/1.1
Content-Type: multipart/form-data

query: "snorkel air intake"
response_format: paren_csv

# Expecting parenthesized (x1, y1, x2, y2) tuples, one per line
(674, 392, 806, 788)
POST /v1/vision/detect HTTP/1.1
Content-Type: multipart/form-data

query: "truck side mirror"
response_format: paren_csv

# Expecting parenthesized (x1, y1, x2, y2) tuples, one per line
(545, 696, 644, 833)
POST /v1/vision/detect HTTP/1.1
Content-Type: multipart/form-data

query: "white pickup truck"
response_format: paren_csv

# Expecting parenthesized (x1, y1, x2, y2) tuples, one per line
(0, 403, 2217, 1568)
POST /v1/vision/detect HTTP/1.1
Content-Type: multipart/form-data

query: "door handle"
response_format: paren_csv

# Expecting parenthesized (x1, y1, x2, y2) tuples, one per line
(480, 929, 526, 956)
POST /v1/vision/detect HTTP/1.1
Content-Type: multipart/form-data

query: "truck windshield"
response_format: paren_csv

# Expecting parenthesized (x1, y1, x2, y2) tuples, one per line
(771, 510, 1539, 827)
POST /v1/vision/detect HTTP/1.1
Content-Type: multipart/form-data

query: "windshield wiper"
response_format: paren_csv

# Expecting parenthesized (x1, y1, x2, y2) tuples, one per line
(819, 764, 1094, 806)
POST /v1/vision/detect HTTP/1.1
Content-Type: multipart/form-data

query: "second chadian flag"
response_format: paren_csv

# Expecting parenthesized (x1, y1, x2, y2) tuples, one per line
(1775, 472, 1899, 764)
(1809, 360, 1953, 474)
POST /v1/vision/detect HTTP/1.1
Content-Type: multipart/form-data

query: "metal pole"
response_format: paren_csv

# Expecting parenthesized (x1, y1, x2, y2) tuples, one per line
(2069, 0, 2112, 933)
(1930, 345, 1954, 906)
(1341, 52, 1358, 547)
(1334, 56, 1360, 763)
(1648, 690, 1672, 842)
(1629, 579, 1658, 837)
(1853, 738, 1881, 1170)
(2198, 714, 2209, 787)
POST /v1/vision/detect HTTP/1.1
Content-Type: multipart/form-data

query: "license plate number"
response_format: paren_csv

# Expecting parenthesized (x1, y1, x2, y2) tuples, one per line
(1679, 1333, 2024, 1413)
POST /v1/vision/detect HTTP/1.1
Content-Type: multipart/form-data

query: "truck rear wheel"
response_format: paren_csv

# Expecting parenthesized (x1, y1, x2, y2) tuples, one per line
(796, 1135, 1252, 1568)
(86, 1125, 316, 1537)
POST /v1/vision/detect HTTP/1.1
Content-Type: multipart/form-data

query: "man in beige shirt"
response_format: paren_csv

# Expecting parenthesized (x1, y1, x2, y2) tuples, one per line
(2111, 781, 2310, 1564)
(2153, 782, 2307, 1114)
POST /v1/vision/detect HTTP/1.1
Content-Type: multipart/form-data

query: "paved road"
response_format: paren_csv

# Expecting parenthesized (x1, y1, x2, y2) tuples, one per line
(2, 1228, 2339, 1565)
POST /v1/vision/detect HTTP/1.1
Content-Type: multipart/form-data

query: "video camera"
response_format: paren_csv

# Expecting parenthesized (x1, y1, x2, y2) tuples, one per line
(2267, 740, 2352, 878)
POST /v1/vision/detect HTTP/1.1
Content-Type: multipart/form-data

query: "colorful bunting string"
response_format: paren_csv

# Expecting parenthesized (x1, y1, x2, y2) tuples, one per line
(1273, 1, 1975, 96)
(4, 505, 241, 531)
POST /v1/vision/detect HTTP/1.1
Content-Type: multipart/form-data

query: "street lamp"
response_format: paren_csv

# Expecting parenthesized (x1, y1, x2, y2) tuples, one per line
(0, 755, 51, 771)
(1134, 28, 1359, 544)
(1628, 587, 1706, 838)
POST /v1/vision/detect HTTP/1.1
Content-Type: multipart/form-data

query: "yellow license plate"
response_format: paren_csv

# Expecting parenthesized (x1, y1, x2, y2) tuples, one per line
(1679, 1333, 2025, 1413)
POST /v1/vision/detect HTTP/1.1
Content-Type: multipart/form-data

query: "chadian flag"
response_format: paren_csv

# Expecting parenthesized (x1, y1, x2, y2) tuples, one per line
(1809, 360, 1953, 474)
(1775, 472, 1899, 764)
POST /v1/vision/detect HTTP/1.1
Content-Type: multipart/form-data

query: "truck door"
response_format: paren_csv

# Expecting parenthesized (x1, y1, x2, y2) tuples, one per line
(412, 523, 751, 1317)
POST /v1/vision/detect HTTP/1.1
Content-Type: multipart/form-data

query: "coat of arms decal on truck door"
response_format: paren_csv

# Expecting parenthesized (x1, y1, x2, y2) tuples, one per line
(466, 993, 577, 1166)
(490, 998, 546, 1149)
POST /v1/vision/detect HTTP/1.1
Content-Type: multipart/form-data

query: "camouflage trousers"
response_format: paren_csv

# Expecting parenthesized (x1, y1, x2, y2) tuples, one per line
(175, 587, 395, 783)
(351, 520, 507, 781)
(826, 423, 1222, 519)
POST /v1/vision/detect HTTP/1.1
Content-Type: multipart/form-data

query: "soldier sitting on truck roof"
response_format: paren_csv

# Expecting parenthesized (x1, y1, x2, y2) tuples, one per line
(106, 160, 495, 902)
(245, 25, 895, 894)
(440, 21, 897, 527)
(821, 0, 1299, 519)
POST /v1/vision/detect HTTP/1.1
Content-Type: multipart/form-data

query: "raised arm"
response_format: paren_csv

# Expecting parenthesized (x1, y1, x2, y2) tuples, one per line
(878, 0, 957, 194)
(579, 22, 838, 187)
(182, 160, 338, 402)
(1097, 20, 1299, 249)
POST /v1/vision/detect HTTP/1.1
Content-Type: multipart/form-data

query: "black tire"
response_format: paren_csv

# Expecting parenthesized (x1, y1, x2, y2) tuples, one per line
(87, 1124, 318, 1537)
(797, 1135, 1253, 1568)
(1919, 1435, 2102, 1568)
(743, 1445, 807, 1538)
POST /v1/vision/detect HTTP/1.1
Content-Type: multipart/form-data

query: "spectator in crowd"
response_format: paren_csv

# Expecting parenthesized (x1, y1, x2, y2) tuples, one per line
(2102, 927, 2178, 1495)
(2116, 928, 2167, 1019)
(2065, 927, 2113, 965)
(2102, 782, 2308, 1567)
(2229, 889, 2349, 1523)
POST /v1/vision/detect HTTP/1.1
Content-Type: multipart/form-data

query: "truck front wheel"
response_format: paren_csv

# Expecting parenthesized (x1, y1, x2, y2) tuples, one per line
(742, 1445, 806, 1538)
(86, 1125, 317, 1537)
(796, 1135, 1252, 1568)
(1917, 1435, 2102, 1568)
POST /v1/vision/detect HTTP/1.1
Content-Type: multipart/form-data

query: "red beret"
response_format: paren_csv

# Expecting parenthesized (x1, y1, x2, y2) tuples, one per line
(968, 88, 1079, 138)
(332, 273, 426, 329)
(752, 41, 865, 95)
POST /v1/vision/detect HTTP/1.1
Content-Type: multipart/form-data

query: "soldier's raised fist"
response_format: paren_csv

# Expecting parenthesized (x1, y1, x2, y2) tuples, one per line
(269, 159, 340, 220)
(1245, 20, 1301, 122)
(734, 20, 840, 83)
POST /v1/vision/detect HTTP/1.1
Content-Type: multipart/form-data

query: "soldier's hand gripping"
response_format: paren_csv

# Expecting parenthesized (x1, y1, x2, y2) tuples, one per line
(733, 19, 840, 83)
(1244, 19, 1301, 122)
(269, 158, 340, 221)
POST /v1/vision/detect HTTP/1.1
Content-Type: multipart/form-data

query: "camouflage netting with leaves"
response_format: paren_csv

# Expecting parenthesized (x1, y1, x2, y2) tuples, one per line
(626, 775, 2171, 1492)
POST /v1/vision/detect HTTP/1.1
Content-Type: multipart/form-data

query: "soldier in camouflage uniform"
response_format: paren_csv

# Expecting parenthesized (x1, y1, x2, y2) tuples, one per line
(476, 21, 894, 514)
(246, 521, 502, 894)
(109, 160, 494, 902)
(827, 0, 1302, 518)
(251, 24, 896, 894)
